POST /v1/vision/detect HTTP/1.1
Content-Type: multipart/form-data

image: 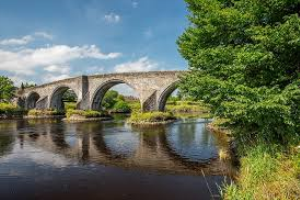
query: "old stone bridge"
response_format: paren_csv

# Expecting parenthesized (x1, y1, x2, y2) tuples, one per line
(19, 71, 185, 112)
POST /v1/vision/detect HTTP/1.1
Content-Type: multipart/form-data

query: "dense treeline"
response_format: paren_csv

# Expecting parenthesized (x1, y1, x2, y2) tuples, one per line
(178, 0, 300, 199)
(178, 0, 300, 145)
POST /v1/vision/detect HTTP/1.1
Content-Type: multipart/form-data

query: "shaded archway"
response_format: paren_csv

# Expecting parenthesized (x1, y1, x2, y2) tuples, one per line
(25, 92, 40, 110)
(91, 79, 140, 111)
(158, 81, 180, 111)
(49, 86, 78, 111)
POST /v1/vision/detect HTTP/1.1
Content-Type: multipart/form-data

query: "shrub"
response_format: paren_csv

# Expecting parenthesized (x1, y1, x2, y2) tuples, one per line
(113, 100, 131, 113)
(64, 102, 77, 110)
(127, 101, 141, 112)
(0, 103, 21, 114)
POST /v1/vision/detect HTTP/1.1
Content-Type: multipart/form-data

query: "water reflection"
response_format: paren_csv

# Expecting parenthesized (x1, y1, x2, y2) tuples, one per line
(0, 117, 234, 200)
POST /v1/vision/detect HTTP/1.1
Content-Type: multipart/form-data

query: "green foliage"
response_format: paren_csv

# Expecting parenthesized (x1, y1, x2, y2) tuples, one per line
(21, 82, 36, 89)
(0, 103, 20, 114)
(178, 0, 300, 144)
(128, 112, 176, 124)
(0, 76, 15, 101)
(102, 90, 118, 109)
(127, 101, 141, 112)
(62, 90, 77, 102)
(223, 145, 300, 200)
(166, 101, 211, 113)
(66, 109, 107, 119)
(64, 102, 77, 111)
(113, 100, 131, 113)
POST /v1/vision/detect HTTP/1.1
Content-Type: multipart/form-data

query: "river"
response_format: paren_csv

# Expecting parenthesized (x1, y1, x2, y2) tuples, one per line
(0, 115, 233, 200)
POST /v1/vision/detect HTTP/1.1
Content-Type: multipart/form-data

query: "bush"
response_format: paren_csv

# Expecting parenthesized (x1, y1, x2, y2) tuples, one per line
(127, 101, 141, 112)
(113, 100, 131, 113)
(0, 103, 21, 114)
(64, 102, 77, 110)
(128, 111, 176, 124)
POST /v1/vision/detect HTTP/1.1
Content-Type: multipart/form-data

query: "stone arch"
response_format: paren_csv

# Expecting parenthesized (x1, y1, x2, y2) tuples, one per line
(49, 85, 79, 111)
(157, 80, 180, 111)
(91, 79, 140, 111)
(25, 91, 40, 110)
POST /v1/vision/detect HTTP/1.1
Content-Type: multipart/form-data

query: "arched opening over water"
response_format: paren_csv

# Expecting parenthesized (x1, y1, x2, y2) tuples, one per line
(49, 86, 78, 111)
(158, 81, 180, 112)
(25, 92, 40, 110)
(91, 80, 140, 112)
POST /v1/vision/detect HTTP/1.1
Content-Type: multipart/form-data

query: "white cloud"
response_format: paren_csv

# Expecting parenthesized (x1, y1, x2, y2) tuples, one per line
(114, 57, 159, 73)
(44, 74, 71, 82)
(0, 35, 34, 46)
(0, 32, 53, 46)
(103, 13, 121, 23)
(34, 32, 54, 40)
(45, 65, 70, 74)
(0, 44, 121, 75)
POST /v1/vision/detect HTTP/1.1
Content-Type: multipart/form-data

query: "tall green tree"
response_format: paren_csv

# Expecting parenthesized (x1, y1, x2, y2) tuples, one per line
(0, 76, 15, 101)
(178, 0, 300, 144)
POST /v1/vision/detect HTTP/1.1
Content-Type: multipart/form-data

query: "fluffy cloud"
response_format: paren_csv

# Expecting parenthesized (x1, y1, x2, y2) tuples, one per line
(45, 65, 70, 74)
(103, 13, 121, 23)
(34, 32, 54, 40)
(0, 35, 34, 46)
(0, 32, 53, 46)
(114, 57, 159, 73)
(0, 44, 121, 75)
(44, 74, 71, 82)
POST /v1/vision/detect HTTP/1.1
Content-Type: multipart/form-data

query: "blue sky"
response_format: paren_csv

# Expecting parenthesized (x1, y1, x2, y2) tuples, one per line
(0, 0, 188, 87)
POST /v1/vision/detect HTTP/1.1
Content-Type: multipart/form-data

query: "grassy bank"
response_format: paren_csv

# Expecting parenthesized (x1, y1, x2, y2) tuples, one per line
(166, 101, 211, 113)
(128, 111, 176, 125)
(223, 145, 300, 200)
(66, 109, 108, 119)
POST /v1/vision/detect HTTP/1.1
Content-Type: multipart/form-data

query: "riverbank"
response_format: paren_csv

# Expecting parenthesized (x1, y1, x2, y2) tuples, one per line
(65, 109, 112, 122)
(223, 145, 300, 200)
(208, 119, 300, 200)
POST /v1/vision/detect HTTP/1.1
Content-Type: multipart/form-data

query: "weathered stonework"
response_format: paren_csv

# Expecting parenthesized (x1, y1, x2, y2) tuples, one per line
(18, 71, 185, 112)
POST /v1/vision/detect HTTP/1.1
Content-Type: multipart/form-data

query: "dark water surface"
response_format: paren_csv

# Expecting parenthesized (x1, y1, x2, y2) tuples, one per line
(0, 116, 233, 200)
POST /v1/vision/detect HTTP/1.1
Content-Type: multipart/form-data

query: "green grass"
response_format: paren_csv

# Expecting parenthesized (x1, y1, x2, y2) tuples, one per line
(66, 109, 108, 119)
(64, 102, 77, 110)
(223, 145, 300, 200)
(128, 111, 176, 124)
(166, 101, 211, 113)
(127, 101, 141, 112)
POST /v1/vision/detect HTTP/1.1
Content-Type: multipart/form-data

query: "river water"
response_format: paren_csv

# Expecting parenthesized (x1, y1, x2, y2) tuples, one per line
(0, 115, 233, 200)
